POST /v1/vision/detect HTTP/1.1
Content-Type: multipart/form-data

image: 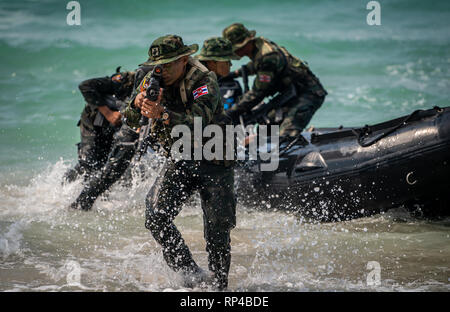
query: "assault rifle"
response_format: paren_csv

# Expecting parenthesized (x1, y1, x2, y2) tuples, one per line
(134, 65, 163, 161)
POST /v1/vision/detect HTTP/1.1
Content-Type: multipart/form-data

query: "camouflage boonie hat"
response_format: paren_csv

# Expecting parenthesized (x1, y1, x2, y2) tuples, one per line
(195, 37, 239, 62)
(222, 23, 256, 52)
(141, 34, 198, 66)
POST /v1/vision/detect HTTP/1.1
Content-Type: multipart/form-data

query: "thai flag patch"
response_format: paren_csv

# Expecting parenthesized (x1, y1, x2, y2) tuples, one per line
(259, 74, 271, 83)
(193, 85, 209, 100)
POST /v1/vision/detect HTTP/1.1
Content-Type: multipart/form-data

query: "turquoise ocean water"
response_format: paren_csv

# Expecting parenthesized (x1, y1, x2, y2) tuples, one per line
(0, 0, 449, 291)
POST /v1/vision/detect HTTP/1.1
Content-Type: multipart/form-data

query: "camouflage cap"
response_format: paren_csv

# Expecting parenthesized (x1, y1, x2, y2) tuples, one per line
(195, 37, 240, 62)
(222, 23, 256, 52)
(141, 34, 198, 66)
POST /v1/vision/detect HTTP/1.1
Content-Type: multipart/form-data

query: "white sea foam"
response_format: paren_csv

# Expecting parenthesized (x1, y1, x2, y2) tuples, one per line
(0, 221, 25, 259)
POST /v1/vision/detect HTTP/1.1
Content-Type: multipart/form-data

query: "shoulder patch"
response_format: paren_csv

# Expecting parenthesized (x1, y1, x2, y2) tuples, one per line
(258, 74, 271, 83)
(193, 85, 209, 99)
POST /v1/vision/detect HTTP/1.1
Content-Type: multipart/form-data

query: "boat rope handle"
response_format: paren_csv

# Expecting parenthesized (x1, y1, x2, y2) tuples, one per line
(353, 106, 444, 148)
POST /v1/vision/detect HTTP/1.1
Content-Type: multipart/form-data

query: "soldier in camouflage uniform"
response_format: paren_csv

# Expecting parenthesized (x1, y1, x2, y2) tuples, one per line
(69, 65, 152, 210)
(63, 69, 136, 183)
(195, 37, 242, 111)
(223, 23, 327, 137)
(126, 35, 236, 290)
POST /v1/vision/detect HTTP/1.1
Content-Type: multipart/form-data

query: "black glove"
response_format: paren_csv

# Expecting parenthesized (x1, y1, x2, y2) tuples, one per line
(223, 70, 240, 81)
(226, 109, 242, 124)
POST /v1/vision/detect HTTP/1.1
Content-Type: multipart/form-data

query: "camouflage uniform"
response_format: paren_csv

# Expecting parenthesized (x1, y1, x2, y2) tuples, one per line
(125, 35, 236, 290)
(69, 65, 152, 210)
(195, 37, 242, 110)
(63, 69, 136, 183)
(223, 23, 327, 137)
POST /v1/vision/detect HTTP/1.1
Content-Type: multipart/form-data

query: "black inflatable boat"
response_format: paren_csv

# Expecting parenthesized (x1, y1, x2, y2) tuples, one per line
(236, 106, 450, 221)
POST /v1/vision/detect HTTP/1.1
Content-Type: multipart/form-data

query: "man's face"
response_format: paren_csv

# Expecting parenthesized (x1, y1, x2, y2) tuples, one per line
(207, 60, 231, 77)
(216, 61, 231, 77)
(234, 40, 253, 58)
(162, 56, 188, 86)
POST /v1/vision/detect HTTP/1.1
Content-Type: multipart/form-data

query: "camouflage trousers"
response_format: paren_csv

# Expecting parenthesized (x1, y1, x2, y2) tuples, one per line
(269, 92, 325, 137)
(63, 123, 115, 183)
(70, 123, 138, 210)
(145, 160, 236, 289)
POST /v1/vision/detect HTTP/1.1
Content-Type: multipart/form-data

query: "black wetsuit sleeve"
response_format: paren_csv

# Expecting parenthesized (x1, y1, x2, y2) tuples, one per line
(78, 76, 118, 107)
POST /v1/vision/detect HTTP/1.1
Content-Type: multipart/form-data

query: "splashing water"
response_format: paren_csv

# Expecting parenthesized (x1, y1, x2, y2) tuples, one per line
(0, 156, 449, 291)
(1, 0, 449, 292)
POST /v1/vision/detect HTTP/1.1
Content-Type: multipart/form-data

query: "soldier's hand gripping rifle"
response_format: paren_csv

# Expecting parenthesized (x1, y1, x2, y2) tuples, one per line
(135, 65, 163, 161)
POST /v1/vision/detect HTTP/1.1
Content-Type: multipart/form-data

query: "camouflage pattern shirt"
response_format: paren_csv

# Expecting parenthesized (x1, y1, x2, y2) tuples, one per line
(124, 57, 226, 155)
(230, 37, 327, 114)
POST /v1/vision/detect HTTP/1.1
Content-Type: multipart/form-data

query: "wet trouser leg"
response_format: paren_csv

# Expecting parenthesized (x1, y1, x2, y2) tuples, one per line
(145, 161, 199, 273)
(279, 93, 325, 137)
(200, 163, 236, 290)
(145, 160, 236, 289)
(64, 124, 114, 183)
(71, 124, 138, 210)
